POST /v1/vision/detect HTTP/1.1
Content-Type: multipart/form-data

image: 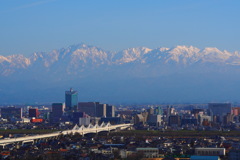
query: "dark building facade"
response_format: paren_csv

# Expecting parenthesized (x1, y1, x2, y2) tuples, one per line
(1, 107, 22, 120)
(29, 108, 40, 118)
(168, 115, 181, 127)
(78, 102, 98, 117)
(181, 118, 198, 126)
(208, 103, 231, 122)
(72, 112, 85, 124)
(50, 103, 65, 123)
(100, 117, 121, 124)
(78, 102, 115, 118)
(65, 88, 78, 112)
(106, 105, 115, 117)
(96, 104, 106, 117)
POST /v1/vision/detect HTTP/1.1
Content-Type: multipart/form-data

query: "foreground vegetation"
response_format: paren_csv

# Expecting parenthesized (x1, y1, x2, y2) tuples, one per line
(0, 129, 58, 135)
(110, 130, 240, 138)
(1, 129, 240, 139)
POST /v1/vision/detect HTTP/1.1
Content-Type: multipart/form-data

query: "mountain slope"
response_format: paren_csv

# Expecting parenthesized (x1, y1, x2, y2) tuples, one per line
(0, 44, 239, 76)
(0, 44, 240, 104)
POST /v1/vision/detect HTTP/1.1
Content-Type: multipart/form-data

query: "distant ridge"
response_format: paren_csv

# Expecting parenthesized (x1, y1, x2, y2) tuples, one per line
(0, 44, 239, 76)
(0, 44, 240, 104)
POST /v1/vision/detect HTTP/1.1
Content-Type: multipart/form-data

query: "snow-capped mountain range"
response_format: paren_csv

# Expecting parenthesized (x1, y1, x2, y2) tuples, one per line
(0, 44, 239, 76)
(1, 44, 240, 104)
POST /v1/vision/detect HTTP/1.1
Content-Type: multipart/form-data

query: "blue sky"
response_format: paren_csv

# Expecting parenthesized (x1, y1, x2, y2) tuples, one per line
(0, 0, 239, 56)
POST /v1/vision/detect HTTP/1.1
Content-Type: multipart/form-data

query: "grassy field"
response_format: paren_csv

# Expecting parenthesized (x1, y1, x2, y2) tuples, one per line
(110, 130, 240, 138)
(0, 129, 59, 135)
(1, 129, 240, 139)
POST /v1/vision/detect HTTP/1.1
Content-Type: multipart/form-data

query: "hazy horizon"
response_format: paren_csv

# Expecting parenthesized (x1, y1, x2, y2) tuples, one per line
(0, 1, 240, 104)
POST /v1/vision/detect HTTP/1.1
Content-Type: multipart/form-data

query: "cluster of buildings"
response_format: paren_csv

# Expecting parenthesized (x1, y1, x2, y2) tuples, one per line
(0, 98, 239, 132)
(134, 106, 162, 127)
(49, 88, 116, 125)
(0, 88, 116, 128)
(1, 90, 240, 159)
(132, 103, 240, 131)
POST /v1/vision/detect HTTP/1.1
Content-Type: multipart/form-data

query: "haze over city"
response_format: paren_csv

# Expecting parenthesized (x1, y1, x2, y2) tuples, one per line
(0, 0, 240, 104)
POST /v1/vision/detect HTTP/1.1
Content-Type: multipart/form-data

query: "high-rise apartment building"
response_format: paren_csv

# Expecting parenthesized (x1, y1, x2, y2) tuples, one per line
(147, 106, 162, 126)
(78, 102, 115, 118)
(65, 88, 78, 112)
(208, 103, 231, 122)
(106, 105, 115, 117)
(50, 103, 65, 123)
(78, 102, 98, 117)
(96, 104, 106, 117)
(29, 108, 40, 118)
(168, 115, 181, 127)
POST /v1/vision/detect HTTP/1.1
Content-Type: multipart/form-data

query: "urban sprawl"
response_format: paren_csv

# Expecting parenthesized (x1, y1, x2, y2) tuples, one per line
(0, 89, 240, 160)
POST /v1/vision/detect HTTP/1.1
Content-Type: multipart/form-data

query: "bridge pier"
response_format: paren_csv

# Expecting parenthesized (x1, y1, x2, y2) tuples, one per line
(15, 143, 21, 149)
(22, 140, 34, 146)
(115, 127, 121, 132)
(0, 144, 6, 149)
(96, 129, 98, 135)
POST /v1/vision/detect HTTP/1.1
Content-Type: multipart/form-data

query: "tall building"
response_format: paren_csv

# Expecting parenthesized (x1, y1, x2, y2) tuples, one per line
(1, 107, 22, 120)
(154, 106, 163, 115)
(148, 114, 162, 126)
(106, 105, 115, 117)
(166, 106, 174, 121)
(168, 115, 181, 127)
(208, 103, 231, 122)
(78, 102, 99, 117)
(148, 107, 154, 115)
(78, 102, 115, 118)
(29, 108, 40, 118)
(96, 104, 106, 117)
(72, 112, 85, 124)
(223, 113, 235, 125)
(147, 106, 162, 126)
(65, 88, 78, 112)
(50, 103, 65, 123)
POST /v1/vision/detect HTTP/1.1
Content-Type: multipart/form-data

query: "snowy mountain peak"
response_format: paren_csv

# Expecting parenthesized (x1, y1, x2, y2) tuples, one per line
(0, 55, 10, 63)
(113, 47, 152, 64)
(169, 45, 200, 55)
(158, 47, 170, 52)
(0, 44, 239, 76)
